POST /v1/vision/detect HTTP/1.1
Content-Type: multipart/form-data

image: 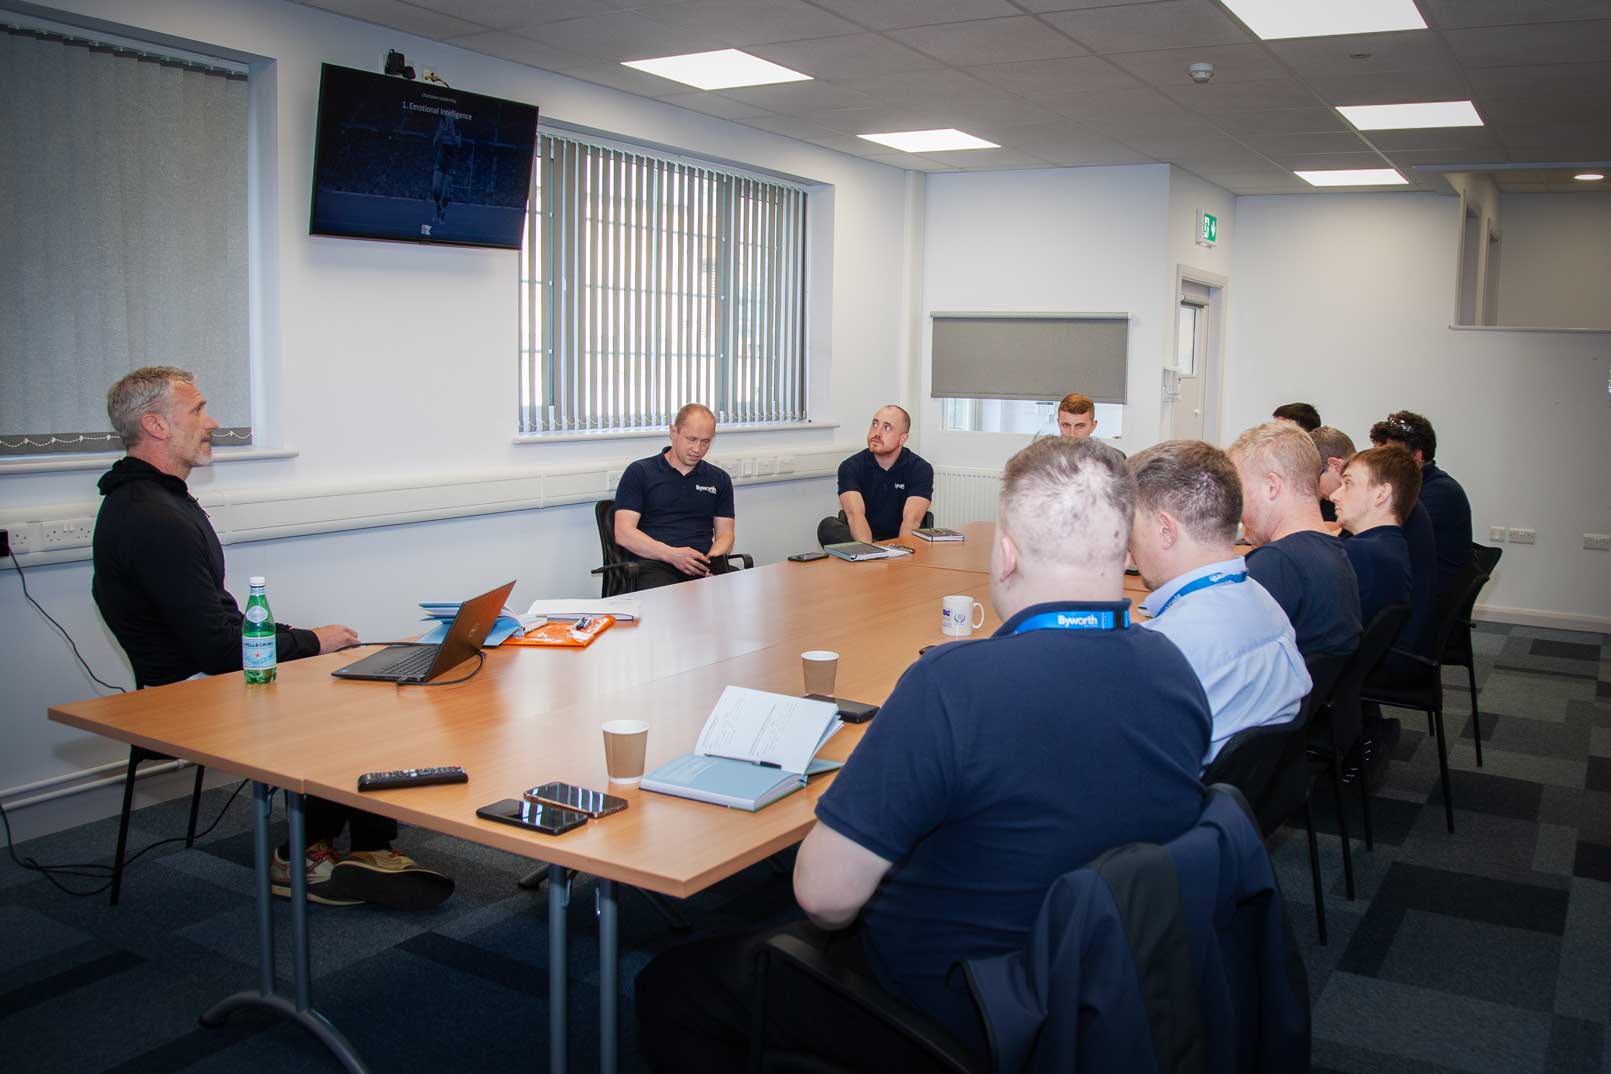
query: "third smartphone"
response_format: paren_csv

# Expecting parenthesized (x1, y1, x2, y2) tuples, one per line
(476, 798, 588, 835)
(524, 781, 629, 818)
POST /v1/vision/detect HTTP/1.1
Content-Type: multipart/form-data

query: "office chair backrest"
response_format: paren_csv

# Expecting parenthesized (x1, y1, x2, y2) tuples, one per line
(593, 499, 632, 598)
(836, 509, 936, 529)
(1202, 721, 1299, 837)
(1444, 544, 1502, 666)
(1325, 604, 1410, 750)
(1429, 565, 1487, 660)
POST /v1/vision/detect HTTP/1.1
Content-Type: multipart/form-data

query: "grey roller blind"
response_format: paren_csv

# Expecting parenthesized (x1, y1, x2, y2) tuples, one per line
(519, 132, 807, 433)
(931, 314, 1129, 403)
(0, 26, 250, 457)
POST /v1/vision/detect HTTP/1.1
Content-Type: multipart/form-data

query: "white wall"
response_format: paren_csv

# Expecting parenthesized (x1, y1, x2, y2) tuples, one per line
(1, 0, 917, 838)
(1167, 167, 1236, 440)
(1226, 192, 1611, 625)
(1496, 193, 1611, 330)
(919, 164, 1173, 471)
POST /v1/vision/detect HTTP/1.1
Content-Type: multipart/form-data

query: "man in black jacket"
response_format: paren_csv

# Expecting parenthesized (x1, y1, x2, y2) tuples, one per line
(92, 366, 450, 911)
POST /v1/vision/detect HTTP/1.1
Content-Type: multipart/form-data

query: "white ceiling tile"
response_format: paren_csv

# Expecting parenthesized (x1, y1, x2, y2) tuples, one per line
(717, 79, 879, 113)
(522, 12, 718, 61)
(635, 1, 862, 47)
(800, 131, 886, 155)
(805, 104, 972, 133)
(1419, 0, 1611, 30)
(889, 17, 1088, 66)
(1107, 43, 1289, 86)
(862, 152, 960, 172)
(1303, 71, 1473, 107)
(836, 67, 1016, 105)
(1366, 127, 1505, 152)
(1166, 143, 1280, 170)
(979, 120, 1158, 164)
(1081, 109, 1210, 142)
(735, 114, 842, 141)
(414, 0, 624, 32)
(1271, 151, 1394, 170)
(1212, 108, 1352, 136)
(1013, 0, 1176, 8)
(1265, 30, 1462, 82)
(966, 56, 1141, 96)
(1443, 20, 1611, 67)
(300, 0, 488, 38)
(747, 33, 944, 79)
(1387, 148, 1513, 167)
(914, 146, 1052, 169)
(1466, 62, 1611, 101)
(1477, 95, 1607, 126)
(1158, 78, 1323, 113)
(444, 30, 595, 71)
(1238, 131, 1376, 156)
(805, 0, 1022, 32)
(561, 62, 703, 95)
(1042, 0, 1252, 54)
(1030, 86, 1192, 120)
(655, 91, 778, 121)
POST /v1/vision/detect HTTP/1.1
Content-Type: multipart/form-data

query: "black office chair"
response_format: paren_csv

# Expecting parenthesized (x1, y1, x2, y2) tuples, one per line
(1306, 605, 1410, 898)
(1204, 659, 1341, 946)
(110, 744, 205, 906)
(590, 498, 753, 596)
(834, 509, 935, 530)
(1440, 543, 1502, 768)
(1360, 565, 1488, 834)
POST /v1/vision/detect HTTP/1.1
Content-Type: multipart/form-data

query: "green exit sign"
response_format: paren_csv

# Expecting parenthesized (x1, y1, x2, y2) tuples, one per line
(1197, 210, 1218, 247)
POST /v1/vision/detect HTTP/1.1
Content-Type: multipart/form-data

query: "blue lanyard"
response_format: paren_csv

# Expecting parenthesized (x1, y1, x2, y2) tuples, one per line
(1012, 607, 1130, 633)
(1152, 571, 1247, 619)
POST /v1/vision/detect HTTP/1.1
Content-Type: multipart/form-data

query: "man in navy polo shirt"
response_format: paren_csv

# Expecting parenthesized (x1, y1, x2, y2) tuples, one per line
(635, 439, 1212, 1072)
(613, 403, 736, 590)
(1369, 410, 1472, 597)
(816, 404, 934, 546)
(1230, 421, 1361, 658)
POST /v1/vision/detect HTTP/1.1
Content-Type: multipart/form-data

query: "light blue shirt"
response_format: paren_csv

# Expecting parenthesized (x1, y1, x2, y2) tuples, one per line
(1140, 556, 1312, 767)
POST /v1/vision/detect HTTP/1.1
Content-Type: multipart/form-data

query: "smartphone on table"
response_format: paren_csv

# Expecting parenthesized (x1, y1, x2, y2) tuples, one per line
(525, 781, 629, 818)
(476, 798, 588, 835)
(788, 551, 829, 562)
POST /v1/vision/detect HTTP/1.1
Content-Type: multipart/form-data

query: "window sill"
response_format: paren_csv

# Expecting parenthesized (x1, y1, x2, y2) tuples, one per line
(512, 420, 838, 446)
(0, 447, 299, 477)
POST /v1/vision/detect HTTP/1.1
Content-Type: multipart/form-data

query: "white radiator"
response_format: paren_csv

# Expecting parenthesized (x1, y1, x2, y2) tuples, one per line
(932, 467, 1002, 528)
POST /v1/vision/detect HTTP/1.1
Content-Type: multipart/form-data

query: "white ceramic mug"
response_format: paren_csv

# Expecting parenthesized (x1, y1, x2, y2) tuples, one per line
(941, 595, 986, 637)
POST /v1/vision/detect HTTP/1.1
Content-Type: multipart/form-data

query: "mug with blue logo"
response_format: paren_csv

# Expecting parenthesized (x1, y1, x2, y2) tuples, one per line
(941, 595, 986, 637)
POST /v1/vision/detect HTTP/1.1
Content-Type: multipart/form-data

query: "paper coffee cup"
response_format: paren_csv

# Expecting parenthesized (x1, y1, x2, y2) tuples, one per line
(941, 595, 985, 637)
(801, 650, 839, 696)
(602, 719, 649, 784)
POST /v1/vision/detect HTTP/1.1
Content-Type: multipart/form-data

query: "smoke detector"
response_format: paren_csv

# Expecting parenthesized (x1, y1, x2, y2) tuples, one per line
(1187, 62, 1215, 84)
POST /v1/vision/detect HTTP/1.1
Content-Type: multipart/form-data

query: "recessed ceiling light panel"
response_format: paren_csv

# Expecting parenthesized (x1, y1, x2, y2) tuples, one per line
(858, 129, 1000, 153)
(1337, 101, 1483, 130)
(1574, 172, 1605, 181)
(1221, 0, 1426, 39)
(622, 49, 811, 91)
(1295, 168, 1409, 187)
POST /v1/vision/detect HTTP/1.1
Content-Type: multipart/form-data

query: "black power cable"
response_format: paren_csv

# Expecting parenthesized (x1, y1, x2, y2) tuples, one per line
(9, 550, 128, 694)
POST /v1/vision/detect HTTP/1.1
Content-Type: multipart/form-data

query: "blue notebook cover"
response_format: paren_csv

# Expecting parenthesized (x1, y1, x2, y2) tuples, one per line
(415, 615, 525, 647)
(642, 755, 843, 812)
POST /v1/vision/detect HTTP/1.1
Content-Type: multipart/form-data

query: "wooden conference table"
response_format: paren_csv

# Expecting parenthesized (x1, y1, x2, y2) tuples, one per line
(48, 522, 1153, 1074)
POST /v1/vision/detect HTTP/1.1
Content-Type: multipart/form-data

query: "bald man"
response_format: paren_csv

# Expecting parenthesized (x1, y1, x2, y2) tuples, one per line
(613, 403, 736, 590)
(817, 404, 934, 546)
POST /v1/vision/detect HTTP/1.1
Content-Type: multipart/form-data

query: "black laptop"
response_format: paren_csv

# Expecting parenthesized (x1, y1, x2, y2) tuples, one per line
(332, 580, 516, 684)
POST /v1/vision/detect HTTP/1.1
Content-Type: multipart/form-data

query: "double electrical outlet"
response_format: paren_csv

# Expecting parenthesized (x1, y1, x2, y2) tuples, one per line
(1, 518, 93, 555)
(1487, 526, 1611, 551)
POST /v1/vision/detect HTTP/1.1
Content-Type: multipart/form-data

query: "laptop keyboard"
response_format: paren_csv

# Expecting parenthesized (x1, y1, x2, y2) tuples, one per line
(373, 646, 439, 679)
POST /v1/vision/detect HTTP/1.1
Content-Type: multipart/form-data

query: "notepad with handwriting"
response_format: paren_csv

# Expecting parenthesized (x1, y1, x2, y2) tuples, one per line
(642, 687, 844, 811)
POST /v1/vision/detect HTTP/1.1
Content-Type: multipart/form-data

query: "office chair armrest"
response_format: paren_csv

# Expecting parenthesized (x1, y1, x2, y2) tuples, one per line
(751, 933, 985, 1074)
(1383, 646, 1438, 670)
(720, 553, 755, 571)
(589, 562, 638, 576)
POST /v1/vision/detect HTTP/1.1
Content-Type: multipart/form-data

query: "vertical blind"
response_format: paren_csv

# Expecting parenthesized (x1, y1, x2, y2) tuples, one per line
(0, 26, 250, 457)
(519, 133, 808, 434)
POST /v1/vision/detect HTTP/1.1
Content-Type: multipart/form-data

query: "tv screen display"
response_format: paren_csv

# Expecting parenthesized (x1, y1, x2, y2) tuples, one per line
(309, 64, 538, 249)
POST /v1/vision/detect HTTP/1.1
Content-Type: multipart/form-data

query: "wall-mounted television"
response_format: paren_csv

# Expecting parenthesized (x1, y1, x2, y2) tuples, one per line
(309, 64, 538, 250)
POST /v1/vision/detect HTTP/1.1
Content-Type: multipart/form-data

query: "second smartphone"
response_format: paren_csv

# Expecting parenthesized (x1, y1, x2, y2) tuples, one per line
(525, 781, 629, 818)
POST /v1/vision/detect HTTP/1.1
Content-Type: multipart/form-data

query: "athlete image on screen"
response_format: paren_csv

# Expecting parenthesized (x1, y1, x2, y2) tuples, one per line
(430, 114, 463, 225)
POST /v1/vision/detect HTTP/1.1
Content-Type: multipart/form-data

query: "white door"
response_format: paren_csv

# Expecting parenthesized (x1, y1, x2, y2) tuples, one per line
(1171, 301, 1207, 441)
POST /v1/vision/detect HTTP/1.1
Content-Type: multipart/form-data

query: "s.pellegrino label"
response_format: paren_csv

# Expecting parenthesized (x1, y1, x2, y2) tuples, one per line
(243, 577, 277, 685)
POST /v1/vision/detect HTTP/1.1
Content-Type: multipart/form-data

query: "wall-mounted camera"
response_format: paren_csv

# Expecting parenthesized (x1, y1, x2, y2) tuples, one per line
(384, 49, 415, 80)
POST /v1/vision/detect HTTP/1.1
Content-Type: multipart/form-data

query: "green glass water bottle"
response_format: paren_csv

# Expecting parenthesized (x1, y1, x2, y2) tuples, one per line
(242, 576, 277, 685)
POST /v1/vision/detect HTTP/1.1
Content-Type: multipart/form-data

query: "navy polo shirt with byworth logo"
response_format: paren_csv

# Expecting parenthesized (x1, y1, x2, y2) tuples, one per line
(613, 447, 734, 555)
(837, 447, 935, 540)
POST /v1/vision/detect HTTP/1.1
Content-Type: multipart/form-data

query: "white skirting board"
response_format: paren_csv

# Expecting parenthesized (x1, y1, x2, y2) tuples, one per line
(1472, 605, 1611, 635)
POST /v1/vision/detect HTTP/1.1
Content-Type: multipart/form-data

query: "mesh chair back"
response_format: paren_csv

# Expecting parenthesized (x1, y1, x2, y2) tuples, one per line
(593, 499, 632, 598)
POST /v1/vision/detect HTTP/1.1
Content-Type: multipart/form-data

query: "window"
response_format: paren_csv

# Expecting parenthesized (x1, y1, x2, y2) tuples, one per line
(519, 133, 809, 434)
(941, 399, 1125, 438)
(0, 23, 251, 457)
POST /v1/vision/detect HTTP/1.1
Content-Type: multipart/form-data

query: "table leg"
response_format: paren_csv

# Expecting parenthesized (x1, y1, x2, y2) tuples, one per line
(598, 878, 618, 1074)
(549, 863, 568, 1074)
(198, 782, 371, 1074)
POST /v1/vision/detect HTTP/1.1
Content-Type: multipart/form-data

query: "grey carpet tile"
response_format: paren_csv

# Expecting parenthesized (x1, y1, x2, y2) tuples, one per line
(1538, 786, 1611, 842)
(1545, 1017, 1607, 1074)
(1513, 626, 1606, 646)
(1446, 743, 1589, 790)
(1532, 639, 1604, 662)
(1376, 907, 1563, 1013)
(1590, 757, 1611, 793)
(1535, 823, 1582, 876)
(1313, 972, 1555, 1074)
(1554, 877, 1611, 1024)
(1458, 707, 1598, 760)
(0, 904, 96, 972)
(1474, 671, 1601, 723)
(1592, 726, 1611, 757)
(1575, 841, 1611, 882)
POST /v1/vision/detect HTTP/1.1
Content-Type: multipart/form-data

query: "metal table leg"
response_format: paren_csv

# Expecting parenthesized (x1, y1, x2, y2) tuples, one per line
(549, 863, 568, 1074)
(598, 878, 618, 1074)
(199, 783, 370, 1073)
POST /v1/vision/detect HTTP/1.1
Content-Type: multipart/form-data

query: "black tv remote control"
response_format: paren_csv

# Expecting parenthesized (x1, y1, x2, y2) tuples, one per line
(357, 766, 468, 791)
